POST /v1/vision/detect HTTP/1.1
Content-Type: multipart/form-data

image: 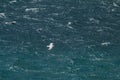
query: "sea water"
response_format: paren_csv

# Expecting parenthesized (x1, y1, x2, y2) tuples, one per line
(0, 0, 120, 80)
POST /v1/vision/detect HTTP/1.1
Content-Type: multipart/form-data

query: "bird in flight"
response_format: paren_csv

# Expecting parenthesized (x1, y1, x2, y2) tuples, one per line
(47, 43, 54, 50)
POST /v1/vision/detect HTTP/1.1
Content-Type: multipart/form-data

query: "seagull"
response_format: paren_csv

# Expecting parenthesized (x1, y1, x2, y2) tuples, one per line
(47, 43, 54, 50)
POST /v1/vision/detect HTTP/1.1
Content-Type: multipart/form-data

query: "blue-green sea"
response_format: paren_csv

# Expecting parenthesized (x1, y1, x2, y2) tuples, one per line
(0, 0, 120, 80)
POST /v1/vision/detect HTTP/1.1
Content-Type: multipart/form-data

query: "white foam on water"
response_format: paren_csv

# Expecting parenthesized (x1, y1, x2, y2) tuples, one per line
(89, 17, 100, 24)
(67, 22, 74, 29)
(31, 0, 42, 3)
(68, 22, 72, 25)
(5, 21, 16, 25)
(9, 0, 17, 4)
(0, 13, 6, 18)
(101, 42, 111, 46)
(113, 2, 119, 7)
(25, 8, 39, 13)
(36, 28, 43, 33)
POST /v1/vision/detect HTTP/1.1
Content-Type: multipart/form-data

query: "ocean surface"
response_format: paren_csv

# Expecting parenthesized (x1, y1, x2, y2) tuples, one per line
(0, 0, 120, 80)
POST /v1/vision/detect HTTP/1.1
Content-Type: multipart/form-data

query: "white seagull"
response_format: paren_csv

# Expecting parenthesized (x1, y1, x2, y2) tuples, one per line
(47, 43, 54, 50)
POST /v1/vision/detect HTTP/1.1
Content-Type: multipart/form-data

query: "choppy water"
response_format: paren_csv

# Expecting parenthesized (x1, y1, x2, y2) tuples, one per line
(0, 0, 120, 80)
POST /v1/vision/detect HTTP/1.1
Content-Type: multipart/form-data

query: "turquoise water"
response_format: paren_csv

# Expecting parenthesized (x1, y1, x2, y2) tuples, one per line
(0, 0, 120, 80)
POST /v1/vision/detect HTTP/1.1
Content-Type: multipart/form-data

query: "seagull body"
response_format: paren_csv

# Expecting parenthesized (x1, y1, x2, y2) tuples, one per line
(47, 43, 54, 50)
